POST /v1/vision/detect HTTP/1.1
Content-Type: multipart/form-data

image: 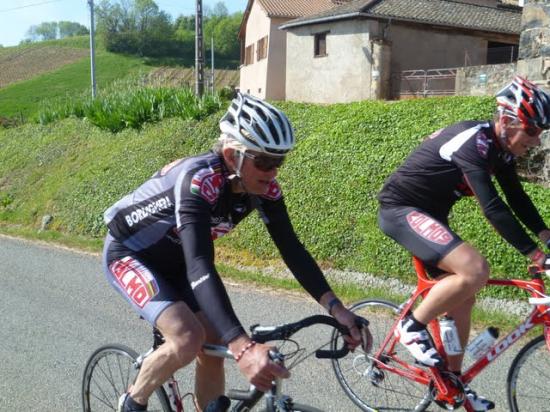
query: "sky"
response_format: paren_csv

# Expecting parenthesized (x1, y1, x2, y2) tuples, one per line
(0, 0, 249, 47)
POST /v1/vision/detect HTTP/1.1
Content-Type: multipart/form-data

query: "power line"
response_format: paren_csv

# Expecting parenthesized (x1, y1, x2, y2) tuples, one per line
(0, 0, 65, 13)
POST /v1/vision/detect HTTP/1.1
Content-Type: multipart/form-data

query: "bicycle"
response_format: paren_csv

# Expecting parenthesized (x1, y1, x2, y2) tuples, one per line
(330, 256, 550, 411)
(82, 314, 354, 412)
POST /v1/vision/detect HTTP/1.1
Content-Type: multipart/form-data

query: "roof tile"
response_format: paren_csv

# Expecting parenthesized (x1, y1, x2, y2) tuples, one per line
(257, 0, 340, 18)
(281, 0, 521, 34)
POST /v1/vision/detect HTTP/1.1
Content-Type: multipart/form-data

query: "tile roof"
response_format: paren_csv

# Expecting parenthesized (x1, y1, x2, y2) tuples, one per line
(280, 0, 522, 35)
(257, 0, 339, 18)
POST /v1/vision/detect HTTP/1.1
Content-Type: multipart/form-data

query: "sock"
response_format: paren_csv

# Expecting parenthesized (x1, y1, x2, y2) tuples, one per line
(406, 313, 427, 332)
(125, 395, 147, 411)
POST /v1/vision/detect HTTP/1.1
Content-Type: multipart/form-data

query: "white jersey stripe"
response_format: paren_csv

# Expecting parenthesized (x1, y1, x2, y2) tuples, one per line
(439, 123, 490, 161)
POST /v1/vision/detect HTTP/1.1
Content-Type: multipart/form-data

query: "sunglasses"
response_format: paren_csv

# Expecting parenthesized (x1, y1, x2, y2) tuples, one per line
(523, 124, 542, 137)
(241, 151, 285, 171)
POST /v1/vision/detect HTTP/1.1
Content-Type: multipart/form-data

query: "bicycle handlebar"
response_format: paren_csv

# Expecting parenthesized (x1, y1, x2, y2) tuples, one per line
(249, 314, 355, 359)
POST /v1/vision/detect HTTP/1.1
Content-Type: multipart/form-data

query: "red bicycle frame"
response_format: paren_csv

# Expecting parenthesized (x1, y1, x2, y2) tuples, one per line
(370, 256, 550, 411)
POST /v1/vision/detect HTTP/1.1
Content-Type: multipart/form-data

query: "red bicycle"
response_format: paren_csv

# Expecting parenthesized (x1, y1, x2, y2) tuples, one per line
(331, 257, 550, 411)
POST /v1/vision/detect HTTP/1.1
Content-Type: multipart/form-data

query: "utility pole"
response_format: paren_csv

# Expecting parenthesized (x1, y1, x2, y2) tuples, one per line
(88, 0, 97, 99)
(211, 36, 215, 94)
(195, 0, 204, 97)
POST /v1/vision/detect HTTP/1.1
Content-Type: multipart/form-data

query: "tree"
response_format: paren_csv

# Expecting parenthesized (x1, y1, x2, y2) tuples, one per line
(210, 2, 228, 18)
(58, 21, 89, 38)
(35, 22, 58, 40)
(205, 12, 242, 59)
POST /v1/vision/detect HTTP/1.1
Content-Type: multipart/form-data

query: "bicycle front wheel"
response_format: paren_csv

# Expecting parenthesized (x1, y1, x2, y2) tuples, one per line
(82, 344, 171, 412)
(331, 299, 432, 412)
(507, 335, 550, 411)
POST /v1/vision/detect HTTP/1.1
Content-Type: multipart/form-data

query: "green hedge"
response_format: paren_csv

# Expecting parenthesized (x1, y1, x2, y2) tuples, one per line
(1, 96, 548, 295)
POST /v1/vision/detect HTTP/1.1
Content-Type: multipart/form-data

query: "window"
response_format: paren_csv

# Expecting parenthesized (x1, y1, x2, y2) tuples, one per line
(244, 44, 254, 65)
(257, 36, 268, 61)
(486, 41, 518, 64)
(314, 32, 328, 57)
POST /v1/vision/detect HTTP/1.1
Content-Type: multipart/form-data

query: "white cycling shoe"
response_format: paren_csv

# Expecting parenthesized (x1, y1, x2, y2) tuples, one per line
(464, 384, 495, 411)
(395, 318, 444, 367)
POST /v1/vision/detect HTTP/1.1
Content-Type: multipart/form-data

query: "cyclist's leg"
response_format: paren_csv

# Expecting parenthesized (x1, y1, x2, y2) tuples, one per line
(445, 295, 475, 371)
(414, 243, 488, 323)
(103, 236, 206, 407)
(195, 312, 225, 409)
(130, 301, 205, 405)
(379, 207, 489, 367)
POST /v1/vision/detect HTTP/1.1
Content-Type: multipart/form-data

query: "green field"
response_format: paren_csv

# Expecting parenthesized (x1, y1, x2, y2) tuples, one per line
(0, 52, 148, 119)
(0, 38, 238, 121)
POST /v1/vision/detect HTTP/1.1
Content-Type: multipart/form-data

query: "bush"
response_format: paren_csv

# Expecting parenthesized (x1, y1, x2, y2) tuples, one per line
(37, 83, 224, 132)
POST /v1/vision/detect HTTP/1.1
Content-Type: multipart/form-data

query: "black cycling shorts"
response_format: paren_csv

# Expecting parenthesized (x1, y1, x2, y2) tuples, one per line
(102, 234, 200, 325)
(378, 206, 463, 277)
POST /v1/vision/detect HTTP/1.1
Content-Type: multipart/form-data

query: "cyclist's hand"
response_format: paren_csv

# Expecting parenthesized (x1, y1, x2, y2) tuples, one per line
(332, 305, 364, 350)
(356, 317, 373, 354)
(233, 340, 290, 392)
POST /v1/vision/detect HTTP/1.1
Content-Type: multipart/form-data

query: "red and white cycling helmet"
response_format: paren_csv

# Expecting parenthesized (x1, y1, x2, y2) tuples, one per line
(495, 75, 550, 130)
(220, 93, 295, 156)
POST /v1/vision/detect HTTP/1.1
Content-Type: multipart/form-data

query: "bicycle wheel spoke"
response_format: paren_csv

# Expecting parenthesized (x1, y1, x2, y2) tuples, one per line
(332, 299, 430, 411)
(90, 377, 115, 409)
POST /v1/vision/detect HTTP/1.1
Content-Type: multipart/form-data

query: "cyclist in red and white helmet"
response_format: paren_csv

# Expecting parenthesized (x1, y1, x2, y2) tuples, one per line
(378, 75, 550, 411)
(496, 75, 550, 131)
(102, 93, 369, 412)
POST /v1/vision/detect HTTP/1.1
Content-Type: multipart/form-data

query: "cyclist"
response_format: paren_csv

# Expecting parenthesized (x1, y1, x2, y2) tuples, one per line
(377, 76, 550, 411)
(102, 93, 370, 412)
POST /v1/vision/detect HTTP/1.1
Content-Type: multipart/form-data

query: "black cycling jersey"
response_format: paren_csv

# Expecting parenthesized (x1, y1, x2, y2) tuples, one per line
(104, 151, 331, 344)
(378, 120, 547, 255)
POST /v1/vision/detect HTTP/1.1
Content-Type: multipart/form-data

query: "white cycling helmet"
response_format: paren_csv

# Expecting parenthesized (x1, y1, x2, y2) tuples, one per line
(496, 75, 550, 130)
(219, 93, 295, 156)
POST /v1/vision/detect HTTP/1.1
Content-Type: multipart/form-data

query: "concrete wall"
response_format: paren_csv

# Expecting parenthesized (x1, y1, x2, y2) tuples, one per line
(516, 0, 550, 88)
(455, 63, 517, 95)
(265, 17, 288, 101)
(239, 1, 288, 100)
(388, 24, 487, 73)
(285, 20, 377, 103)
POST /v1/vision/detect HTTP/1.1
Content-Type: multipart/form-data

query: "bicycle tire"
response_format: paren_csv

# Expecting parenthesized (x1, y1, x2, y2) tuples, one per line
(331, 299, 432, 412)
(82, 344, 172, 412)
(507, 335, 550, 412)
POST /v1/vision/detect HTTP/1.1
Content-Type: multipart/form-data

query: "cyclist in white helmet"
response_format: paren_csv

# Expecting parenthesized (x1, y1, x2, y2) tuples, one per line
(102, 93, 371, 412)
(378, 76, 550, 411)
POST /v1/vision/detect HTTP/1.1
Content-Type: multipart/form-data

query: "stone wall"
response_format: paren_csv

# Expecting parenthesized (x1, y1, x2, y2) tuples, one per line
(455, 63, 517, 95)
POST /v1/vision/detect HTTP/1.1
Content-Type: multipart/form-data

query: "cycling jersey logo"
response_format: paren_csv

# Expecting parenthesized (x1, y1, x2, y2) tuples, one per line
(406, 211, 453, 245)
(110, 257, 159, 308)
(211, 221, 234, 240)
(476, 133, 489, 158)
(262, 180, 282, 201)
(124, 196, 173, 228)
(191, 273, 210, 290)
(190, 167, 224, 204)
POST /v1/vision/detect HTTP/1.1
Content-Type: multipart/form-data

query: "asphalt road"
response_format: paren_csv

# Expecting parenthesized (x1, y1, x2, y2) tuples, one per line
(0, 235, 530, 411)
